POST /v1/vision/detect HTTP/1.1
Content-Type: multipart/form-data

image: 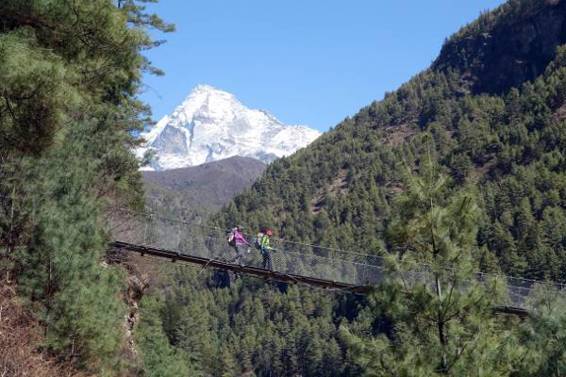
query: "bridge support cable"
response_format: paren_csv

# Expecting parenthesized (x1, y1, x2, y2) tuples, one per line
(110, 241, 371, 294)
(107, 209, 564, 314)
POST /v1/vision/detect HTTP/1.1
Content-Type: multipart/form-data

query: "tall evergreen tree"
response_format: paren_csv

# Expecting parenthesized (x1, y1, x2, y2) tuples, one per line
(136, 296, 196, 376)
(514, 286, 566, 377)
(343, 155, 520, 376)
(0, 0, 174, 373)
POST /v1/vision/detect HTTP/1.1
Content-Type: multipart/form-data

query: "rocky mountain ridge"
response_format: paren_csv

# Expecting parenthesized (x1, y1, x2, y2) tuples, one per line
(137, 85, 321, 170)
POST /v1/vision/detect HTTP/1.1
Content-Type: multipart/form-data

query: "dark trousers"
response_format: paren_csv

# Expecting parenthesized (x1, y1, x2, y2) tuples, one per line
(262, 249, 273, 271)
(231, 245, 246, 265)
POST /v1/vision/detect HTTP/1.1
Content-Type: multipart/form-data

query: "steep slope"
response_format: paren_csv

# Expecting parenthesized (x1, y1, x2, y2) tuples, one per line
(0, 1, 170, 374)
(214, 0, 566, 282)
(434, 0, 566, 94)
(0, 284, 87, 377)
(143, 156, 266, 218)
(139, 2, 566, 376)
(137, 85, 320, 170)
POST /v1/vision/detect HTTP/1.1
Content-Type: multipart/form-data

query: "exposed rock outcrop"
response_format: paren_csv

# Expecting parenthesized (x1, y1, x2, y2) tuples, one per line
(434, 0, 566, 94)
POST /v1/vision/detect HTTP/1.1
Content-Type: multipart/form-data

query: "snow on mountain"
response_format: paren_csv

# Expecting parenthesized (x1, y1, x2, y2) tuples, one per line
(137, 85, 321, 171)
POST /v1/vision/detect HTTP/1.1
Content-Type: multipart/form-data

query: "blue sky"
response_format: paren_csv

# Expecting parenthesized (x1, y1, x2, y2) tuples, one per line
(140, 0, 506, 132)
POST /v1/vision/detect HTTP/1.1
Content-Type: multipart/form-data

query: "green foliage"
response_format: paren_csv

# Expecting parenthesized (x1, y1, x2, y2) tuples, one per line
(343, 161, 520, 376)
(204, 4, 566, 376)
(0, 31, 71, 154)
(142, 266, 356, 377)
(0, 0, 172, 373)
(2, 0, 565, 375)
(214, 40, 566, 282)
(514, 285, 566, 377)
(13, 133, 128, 370)
(136, 295, 194, 377)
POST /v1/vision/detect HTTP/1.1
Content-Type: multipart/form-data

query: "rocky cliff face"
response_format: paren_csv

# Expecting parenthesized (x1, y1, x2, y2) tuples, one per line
(137, 85, 320, 170)
(434, 0, 566, 94)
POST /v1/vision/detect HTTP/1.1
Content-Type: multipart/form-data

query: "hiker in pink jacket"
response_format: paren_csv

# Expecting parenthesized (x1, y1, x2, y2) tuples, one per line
(227, 225, 251, 266)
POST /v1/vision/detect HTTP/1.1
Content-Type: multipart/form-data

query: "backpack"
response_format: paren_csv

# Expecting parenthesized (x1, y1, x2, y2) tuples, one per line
(254, 232, 264, 249)
(227, 229, 236, 247)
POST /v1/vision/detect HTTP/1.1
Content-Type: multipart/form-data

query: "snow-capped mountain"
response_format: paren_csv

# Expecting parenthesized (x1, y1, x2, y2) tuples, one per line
(137, 85, 321, 170)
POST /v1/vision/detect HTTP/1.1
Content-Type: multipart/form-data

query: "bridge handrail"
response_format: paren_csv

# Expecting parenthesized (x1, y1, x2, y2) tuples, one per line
(109, 207, 566, 304)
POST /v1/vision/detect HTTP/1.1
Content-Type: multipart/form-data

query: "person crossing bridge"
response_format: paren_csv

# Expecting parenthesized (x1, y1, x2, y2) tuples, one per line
(227, 225, 251, 266)
(258, 228, 276, 271)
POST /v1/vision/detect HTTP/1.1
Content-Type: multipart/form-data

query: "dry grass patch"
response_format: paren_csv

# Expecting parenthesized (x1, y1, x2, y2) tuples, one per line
(0, 282, 87, 377)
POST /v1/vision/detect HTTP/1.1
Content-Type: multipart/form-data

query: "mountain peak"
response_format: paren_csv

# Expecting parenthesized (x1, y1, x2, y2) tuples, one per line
(186, 84, 238, 104)
(193, 83, 218, 91)
(137, 85, 321, 171)
(191, 83, 228, 94)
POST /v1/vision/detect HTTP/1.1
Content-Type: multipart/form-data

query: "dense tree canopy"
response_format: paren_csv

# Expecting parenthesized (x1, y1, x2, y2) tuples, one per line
(0, 0, 173, 373)
(2, 0, 566, 375)
(200, 1, 566, 375)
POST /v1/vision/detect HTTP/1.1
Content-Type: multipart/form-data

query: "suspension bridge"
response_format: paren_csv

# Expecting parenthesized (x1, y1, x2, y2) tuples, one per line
(108, 209, 563, 316)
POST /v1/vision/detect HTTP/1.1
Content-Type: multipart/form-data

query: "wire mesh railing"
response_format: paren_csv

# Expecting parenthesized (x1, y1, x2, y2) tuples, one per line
(108, 209, 386, 286)
(107, 209, 565, 311)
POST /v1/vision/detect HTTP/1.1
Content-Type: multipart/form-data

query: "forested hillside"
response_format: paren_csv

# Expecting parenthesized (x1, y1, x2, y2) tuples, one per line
(2, 0, 566, 376)
(153, 0, 566, 375)
(215, 0, 566, 282)
(0, 0, 172, 374)
(143, 156, 265, 222)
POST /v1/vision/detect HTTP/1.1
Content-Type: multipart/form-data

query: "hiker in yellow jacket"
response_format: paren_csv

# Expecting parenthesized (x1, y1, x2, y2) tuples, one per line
(260, 228, 275, 271)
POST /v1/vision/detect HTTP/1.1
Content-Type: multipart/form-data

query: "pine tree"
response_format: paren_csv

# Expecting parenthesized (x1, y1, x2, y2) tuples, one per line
(514, 285, 566, 377)
(343, 155, 520, 376)
(0, 0, 174, 373)
(136, 296, 195, 376)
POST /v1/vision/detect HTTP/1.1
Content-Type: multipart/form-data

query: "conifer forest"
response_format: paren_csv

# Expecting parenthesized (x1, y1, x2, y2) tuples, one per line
(1, 0, 566, 376)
